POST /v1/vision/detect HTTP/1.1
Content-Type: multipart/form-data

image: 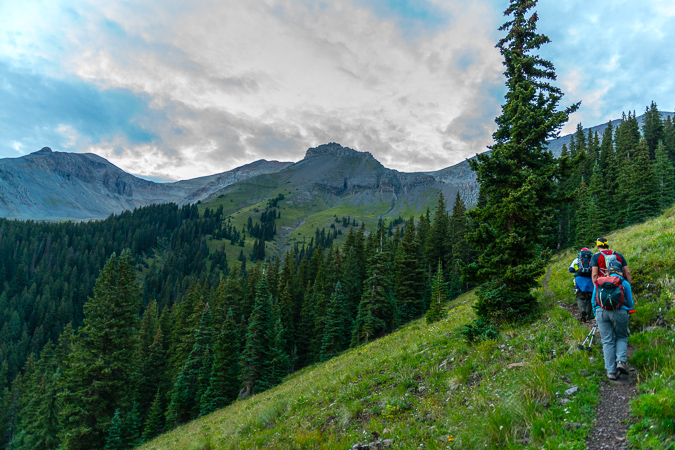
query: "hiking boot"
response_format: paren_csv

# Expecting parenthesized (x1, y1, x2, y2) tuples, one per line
(607, 372, 617, 380)
(617, 361, 629, 374)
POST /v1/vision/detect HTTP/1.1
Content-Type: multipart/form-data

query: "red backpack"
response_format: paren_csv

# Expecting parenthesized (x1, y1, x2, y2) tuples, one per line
(597, 250, 620, 277)
(595, 276, 625, 310)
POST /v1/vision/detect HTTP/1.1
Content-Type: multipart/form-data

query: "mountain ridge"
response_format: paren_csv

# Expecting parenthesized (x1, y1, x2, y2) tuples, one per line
(0, 148, 292, 220)
(3, 111, 672, 221)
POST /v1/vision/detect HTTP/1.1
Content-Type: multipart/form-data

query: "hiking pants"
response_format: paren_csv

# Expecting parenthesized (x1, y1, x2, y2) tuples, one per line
(575, 290, 593, 320)
(596, 308, 629, 374)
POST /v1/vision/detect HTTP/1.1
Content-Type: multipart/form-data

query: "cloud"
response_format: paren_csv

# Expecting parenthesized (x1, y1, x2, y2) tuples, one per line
(536, 0, 675, 134)
(16, 0, 675, 180)
(0, 0, 507, 179)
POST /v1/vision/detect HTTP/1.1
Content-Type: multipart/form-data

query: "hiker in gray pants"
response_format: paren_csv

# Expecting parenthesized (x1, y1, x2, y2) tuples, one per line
(592, 260, 634, 380)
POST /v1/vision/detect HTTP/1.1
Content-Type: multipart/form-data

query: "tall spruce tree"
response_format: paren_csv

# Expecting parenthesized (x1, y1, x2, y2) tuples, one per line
(319, 282, 349, 361)
(393, 218, 425, 323)
(655, 141, 675, 210)
(626, 139, 660, 224)
(59, 250, 141, 450)
(239, 277, 274, 396)
(574, 182, 592, 245)
(466, 0, 578, 326)
(663, 115, 675, 162)
(103, 409, 123, 450)
(449, 192, 469, 266)
(586, 161, 611, 237)
(141, 390, 165, 443)
(642, 101, 664, 159)
(426, 261, 447, 324)
(351, 222, 394, 346)
(425, 194, 451, 273)
(266, 317, 290, 388)
(200, 308, 240, 415)
(165, 305, 214, 426)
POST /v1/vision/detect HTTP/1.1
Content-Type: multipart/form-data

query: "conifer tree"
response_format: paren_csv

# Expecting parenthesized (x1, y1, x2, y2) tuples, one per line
(425, 194, 451, 273)
(295, 282, 315, 368)
(166, 281, 206, 381)
(165, 305, 214, 426)
(642, 101, 664, 158)
(59, 250, 141, 450)
(447, 260, 463, 300)
(201, 308, 240, 415)
(351, 223, 394, 346)
(277, 252, 298, 343)
(22, 367, 61, 449)
(663, 115, 675, 162)
(136, 302, 166, 419)
(311, 260, 329, 357)
(615, 111, 640, 160)
(104, 409, 123, 450)
(341, 236, 365, 326)
(141, 390, 165, 443)
(415, 210, 432, 274)
(267, 317, 290, 388)
(393, 218, 425, 323)
(586, 161, 611, 237)
(655, 141, 675, 210)
(466, 0, 578, 326)
(554, 144, 574, 249)
(449, 192, 469, 265)
(319, 282, 348, 361)
(574, 181, 595, 245)
(599, 121, 614, 169)
(122, 401, 142, 449)
(627, 139, 660, 224)
(426, 261, 447, 324)
(240, 277, 274, 396)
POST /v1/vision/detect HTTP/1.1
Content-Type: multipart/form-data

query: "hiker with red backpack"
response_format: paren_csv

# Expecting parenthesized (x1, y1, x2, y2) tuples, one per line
(568, 248, 595, 322)
(591, 237, 631, 283)
(593, 259, 634, 380)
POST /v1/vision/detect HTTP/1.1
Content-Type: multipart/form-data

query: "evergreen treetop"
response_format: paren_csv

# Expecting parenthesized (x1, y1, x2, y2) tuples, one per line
(467, 0, 578, 326)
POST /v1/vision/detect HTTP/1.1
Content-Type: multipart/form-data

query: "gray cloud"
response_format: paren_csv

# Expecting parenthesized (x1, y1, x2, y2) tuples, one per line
(14, 0, 672, 181)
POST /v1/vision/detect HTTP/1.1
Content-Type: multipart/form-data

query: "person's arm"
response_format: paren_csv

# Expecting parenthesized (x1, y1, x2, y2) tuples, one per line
(623, 266, 632, 283)
(592, 266, 599, 284)
(623, 281, 634, 309)
(569, 258, 578, 273)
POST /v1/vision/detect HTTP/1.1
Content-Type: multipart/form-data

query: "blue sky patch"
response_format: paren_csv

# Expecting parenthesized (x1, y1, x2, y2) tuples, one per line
(0, 60, 156, 157)
(362, 0, 450, 32)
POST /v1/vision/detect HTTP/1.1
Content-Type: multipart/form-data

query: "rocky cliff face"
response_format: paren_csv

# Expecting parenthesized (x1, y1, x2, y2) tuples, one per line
(292, 143, 437, 196)
(0, 148, 291, 220)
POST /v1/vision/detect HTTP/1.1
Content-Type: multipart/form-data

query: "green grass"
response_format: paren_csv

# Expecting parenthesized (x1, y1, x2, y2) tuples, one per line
(544, 206, 675, 449)
(142, 287, 610, 449)
(199, 187, 433, 264)
(149, 206, 675, 449)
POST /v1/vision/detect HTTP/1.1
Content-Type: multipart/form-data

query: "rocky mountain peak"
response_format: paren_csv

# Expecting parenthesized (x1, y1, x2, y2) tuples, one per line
(34, 147, 53, 155)
(304, 142, 373, 160)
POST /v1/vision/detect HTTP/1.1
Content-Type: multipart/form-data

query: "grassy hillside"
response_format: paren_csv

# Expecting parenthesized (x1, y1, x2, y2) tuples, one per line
(199, 182, 443, 266)
(143, 208, 675, 450)
(546, 207, 675, 449)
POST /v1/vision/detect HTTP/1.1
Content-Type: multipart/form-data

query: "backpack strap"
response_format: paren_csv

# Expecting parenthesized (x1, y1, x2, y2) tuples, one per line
(599, 250, 615, 276)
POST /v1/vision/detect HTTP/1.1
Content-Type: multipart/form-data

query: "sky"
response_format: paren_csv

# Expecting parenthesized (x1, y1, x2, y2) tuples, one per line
(1, 0, 674, 181)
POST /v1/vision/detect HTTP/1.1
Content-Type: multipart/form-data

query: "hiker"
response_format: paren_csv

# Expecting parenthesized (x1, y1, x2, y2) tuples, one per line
(593, 260, 634, 380)
(568, 248, 594, 322)
(591, 237, 631, 283)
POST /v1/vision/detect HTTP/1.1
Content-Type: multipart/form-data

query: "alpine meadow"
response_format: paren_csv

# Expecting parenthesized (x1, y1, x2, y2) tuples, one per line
(2, 0, 675, 449)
